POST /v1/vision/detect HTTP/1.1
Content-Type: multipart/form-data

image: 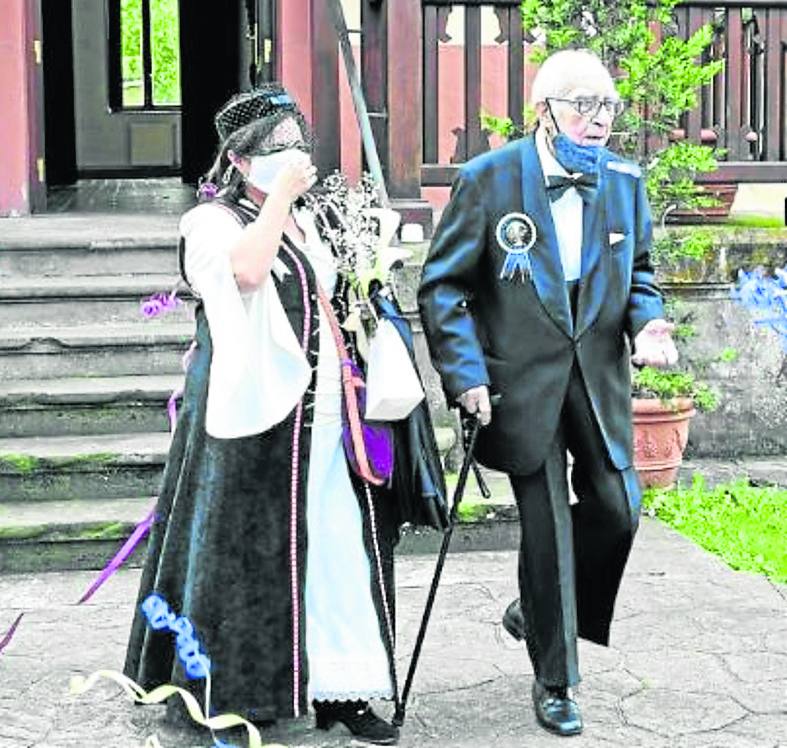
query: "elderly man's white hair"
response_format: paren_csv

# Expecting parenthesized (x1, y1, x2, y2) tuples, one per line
(530, 49, 616, 105)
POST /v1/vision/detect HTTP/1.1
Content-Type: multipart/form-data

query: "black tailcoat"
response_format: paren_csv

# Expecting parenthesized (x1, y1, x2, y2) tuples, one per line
(418, 134, 665, 476)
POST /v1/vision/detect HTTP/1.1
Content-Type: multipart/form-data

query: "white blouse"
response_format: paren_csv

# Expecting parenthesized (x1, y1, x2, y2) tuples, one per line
(180, 202, 312, 439)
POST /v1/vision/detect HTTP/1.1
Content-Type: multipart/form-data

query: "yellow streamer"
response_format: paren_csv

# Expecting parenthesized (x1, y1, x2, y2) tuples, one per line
(70, 670, 285, 748)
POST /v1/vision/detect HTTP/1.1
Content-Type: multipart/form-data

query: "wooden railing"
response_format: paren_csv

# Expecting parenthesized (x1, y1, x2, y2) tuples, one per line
(420, 0, 787, 186)
(673, 0, 787, 181)
(421, 0, 525, 186)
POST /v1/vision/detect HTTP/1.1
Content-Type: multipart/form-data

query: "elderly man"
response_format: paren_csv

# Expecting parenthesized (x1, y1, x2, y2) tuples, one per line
(418, 49, 677, 736)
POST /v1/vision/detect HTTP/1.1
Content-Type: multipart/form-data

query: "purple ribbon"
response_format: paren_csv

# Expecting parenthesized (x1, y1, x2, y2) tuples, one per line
(166, 340, 196, 433)
(0, 613, 24, 655)
(78, 505, 156, 604)
(140, 291, 182, 319)
(197, 181, 219, 200)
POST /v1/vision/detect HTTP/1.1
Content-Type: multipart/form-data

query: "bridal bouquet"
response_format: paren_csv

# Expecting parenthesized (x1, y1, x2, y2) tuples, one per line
(304, 173, 425, 422)
(303, 172, 410, 323)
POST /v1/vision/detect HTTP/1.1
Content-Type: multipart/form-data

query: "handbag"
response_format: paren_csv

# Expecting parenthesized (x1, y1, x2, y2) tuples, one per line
(316, 286, 394, 486)
(364, 317, 425, 421)
(370, 287, 450, 530)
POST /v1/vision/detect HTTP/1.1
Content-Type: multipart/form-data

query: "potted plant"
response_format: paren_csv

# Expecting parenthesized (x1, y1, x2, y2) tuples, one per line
(631, 364, 719, 488)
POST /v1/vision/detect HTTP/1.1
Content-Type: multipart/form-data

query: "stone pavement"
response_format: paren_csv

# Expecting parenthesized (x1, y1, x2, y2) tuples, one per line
(1, 518, 786, 748)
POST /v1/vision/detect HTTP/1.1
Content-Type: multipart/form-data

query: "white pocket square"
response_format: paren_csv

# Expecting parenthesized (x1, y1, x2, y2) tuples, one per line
(609, 232, 626, 246)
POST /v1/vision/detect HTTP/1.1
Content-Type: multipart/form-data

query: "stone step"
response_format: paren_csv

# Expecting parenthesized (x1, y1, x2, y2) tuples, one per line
(0, 323, 193, 380)
(0, 214, 180, 278)
(0, 241, 179, 278)
(0, 432, 169, 502)
(0, 496, 153, 574)
(0, 426, 457, 504)
(0, 275, 192, 327)
(0, 374, 182, 438)
(0, 467, 517, 574)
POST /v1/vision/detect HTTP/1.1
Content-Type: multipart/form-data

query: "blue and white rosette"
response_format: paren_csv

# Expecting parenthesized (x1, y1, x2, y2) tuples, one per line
(495, 212, 537, 283)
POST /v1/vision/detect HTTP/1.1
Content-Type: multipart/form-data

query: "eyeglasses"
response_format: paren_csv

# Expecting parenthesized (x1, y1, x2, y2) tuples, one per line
(547, 96, 625, 119)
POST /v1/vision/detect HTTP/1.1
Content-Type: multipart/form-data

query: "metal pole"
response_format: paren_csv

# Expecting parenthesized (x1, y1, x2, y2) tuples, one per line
(325, 0, 390, 207)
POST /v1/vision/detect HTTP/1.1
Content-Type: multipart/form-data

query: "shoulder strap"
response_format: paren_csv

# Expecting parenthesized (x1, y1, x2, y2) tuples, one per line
(212, 196, 260, 226)
(316, 285, 384, 487)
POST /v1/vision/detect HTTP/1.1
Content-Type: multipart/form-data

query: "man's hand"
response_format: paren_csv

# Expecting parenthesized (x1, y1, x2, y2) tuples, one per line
(632, 319, 679, 368)
(458, 385, 492, 426)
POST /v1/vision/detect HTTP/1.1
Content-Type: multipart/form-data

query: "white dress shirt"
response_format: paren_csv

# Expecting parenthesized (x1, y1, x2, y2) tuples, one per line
(535, 127, 584, 282)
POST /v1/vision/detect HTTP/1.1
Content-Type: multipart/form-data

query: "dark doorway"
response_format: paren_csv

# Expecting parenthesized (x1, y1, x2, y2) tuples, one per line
(42, 0, 77, 186)
(178, 0, 250, 184)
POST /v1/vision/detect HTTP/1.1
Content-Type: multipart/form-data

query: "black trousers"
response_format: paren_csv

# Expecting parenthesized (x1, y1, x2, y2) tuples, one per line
(509, 360, 642, 688)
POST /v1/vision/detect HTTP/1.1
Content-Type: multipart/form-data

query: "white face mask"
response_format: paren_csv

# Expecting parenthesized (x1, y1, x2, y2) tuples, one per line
(247, 149, 305, 193)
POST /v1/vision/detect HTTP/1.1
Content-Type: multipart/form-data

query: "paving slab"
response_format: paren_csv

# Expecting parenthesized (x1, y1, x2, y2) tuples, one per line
(681, 457, 787, 487)
(0, 518, 785, 748)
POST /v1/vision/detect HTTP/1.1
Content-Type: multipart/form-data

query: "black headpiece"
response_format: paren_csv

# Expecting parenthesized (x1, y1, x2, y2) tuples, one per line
(214, 83, 299, 142)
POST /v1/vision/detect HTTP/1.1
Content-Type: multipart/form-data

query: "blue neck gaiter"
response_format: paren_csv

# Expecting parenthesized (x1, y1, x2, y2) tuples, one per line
(552, 132, 603, 175)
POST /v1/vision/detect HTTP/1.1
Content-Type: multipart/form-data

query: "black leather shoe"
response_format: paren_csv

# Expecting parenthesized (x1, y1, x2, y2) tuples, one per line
(502, 598, 526, 641)
(314, 700, 399, 745)
(532, 680, 583, 736)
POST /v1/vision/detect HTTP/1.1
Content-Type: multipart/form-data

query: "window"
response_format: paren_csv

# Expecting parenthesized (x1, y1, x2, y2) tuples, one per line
(108, 0, 181, 110)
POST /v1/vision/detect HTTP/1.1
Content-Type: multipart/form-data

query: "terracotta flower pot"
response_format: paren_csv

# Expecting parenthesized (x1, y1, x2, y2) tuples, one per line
(664, 183, 739, 224)
(632, 397, 696, 489)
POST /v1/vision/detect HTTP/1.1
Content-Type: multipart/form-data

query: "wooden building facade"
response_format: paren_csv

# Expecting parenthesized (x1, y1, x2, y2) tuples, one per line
(2, 0, 787, 219)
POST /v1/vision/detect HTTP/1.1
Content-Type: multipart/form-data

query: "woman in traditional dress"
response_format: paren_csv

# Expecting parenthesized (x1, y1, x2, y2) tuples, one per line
(124, 83, 400, 745)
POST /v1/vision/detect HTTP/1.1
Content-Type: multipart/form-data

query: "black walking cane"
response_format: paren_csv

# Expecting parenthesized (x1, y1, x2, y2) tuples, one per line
(392, 395, 500, 728)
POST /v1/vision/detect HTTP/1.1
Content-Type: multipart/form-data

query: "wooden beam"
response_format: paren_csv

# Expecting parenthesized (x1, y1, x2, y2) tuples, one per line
(311, 0, 340, 175)
(507, 6, 525, 129)
(0, 0, 45, 215)
(425, 0, 519, 6)
(423, 6, 439, 164)
(464, 5, 483, 159)
(725, 8, 745, 160)
(362, 0, 389, 178)
(764, 8, 784, 160)
(424, 160, 787, 186)
(387, 0, 422, 198)
(699, 161, 787, 181)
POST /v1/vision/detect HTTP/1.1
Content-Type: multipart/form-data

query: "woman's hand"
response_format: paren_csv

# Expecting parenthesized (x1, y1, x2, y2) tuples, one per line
(270, 152, 318, 203)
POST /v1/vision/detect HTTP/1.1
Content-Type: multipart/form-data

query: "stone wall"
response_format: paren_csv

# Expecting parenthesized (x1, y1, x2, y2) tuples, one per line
(660, 228, 787, 458)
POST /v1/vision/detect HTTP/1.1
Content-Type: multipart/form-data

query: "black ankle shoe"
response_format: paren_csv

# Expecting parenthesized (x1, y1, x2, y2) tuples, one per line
(532, 680, 583, 736)
(313, 700, 399, 745)
(502, 598, 527, 641)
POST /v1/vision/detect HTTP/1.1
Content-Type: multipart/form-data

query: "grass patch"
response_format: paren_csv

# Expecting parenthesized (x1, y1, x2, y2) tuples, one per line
(724, 214, 785, 229)
(0, 454, 39, 473)
(644, 474, 787, 583)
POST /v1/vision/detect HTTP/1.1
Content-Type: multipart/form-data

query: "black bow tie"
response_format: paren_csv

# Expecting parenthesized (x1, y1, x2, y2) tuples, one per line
(546, 173, 598, 203)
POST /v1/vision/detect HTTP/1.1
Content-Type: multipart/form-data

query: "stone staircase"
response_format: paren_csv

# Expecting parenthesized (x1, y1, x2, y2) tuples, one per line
(0, 217, 462, 574)
(3, 214, 786, 575)
(0, 217, 191, 573)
